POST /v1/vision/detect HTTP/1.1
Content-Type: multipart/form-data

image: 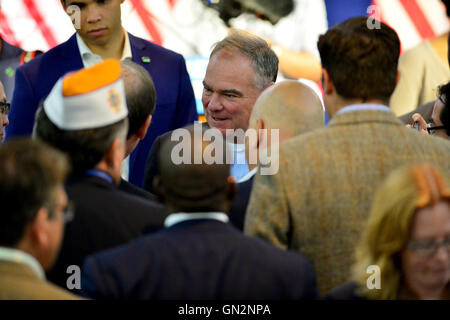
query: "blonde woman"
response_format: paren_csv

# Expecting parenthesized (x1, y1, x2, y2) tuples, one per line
(327, 164, 450, 300)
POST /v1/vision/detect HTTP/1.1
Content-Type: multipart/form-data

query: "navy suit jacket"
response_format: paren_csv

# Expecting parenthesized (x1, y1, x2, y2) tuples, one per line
(81, 219, 317, 300)
(47, 175, 167, 289)
(6, 33, 198, 186)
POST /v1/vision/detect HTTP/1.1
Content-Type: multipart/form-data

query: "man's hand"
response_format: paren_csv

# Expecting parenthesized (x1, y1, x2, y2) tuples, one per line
(406, 113, 428, 134)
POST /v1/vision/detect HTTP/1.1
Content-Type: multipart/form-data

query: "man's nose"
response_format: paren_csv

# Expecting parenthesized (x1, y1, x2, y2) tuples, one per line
(86, 5, 102, 23)
(206, 94, 223, 112)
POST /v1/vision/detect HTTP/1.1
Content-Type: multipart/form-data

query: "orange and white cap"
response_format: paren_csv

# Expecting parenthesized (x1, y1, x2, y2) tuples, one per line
(43, 59, 128, 130)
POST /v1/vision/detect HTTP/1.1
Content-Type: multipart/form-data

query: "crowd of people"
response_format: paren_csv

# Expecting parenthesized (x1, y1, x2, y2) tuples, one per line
(0, 0, 449, 300)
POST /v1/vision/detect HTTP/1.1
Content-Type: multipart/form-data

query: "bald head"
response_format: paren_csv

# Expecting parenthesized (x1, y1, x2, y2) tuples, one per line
(249, 80, 324, 140)
(157, 124, 232, 213)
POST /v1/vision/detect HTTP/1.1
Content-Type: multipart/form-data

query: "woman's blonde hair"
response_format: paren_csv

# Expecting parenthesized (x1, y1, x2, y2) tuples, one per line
(352, 164, 450, 299)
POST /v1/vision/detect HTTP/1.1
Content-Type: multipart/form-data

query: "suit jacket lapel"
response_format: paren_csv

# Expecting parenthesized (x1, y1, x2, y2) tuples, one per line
(60, 33, 84, 70)
(128, 33, 151, 69)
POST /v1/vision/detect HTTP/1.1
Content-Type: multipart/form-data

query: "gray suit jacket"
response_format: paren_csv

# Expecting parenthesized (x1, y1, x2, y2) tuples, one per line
(245, 109, 450, 294)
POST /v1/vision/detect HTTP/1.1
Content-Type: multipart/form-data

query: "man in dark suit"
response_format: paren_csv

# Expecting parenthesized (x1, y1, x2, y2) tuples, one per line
(33, 60, 166, 291)
(81, 124, 317, 300)
(6, 0, 198, 187)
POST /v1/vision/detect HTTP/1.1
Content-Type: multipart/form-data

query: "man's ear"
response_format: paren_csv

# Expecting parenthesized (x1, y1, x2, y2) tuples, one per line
(263, 81, 275, 91)
(322, 69, 334, 95)
(104, 137, 124, 170)
(30, 208, 50, 248)
(137, 115, 152, 140)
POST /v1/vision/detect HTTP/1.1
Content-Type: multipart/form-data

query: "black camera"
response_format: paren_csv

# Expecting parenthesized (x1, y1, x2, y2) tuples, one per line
(201, 0, 294, 26)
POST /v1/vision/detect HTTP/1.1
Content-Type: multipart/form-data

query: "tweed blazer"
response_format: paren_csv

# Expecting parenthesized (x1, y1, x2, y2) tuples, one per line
(244, 109, 450, 294)
(0, 261, 80, 300)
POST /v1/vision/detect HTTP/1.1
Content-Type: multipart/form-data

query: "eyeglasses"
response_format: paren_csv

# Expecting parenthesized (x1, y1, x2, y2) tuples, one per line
(49, 201, 75, 224)
(407, 237, 450, 257)
(63, 202, 75, 223)
(426, 123, 445, 135)
(62, 201, 75, 223)
(0, 102, 10, 115)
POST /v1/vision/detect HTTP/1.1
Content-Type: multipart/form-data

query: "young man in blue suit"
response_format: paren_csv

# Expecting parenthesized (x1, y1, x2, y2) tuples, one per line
(81, 124, 317, 300)
(7, 0, 198, 187)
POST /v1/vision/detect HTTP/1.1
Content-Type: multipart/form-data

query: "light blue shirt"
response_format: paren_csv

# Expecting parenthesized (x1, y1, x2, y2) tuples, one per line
(337, 103, 391, 115)
(238, 167, 257, 183)
(228, 142, 249, 181)
(0, 246, 45, 279)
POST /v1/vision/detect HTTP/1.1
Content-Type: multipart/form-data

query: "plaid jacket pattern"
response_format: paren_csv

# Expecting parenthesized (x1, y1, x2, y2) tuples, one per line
(244, 110, 450, 294)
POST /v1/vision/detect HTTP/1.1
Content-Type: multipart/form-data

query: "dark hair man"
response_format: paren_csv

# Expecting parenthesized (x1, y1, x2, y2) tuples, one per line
(34, 59, 166, 290)
(245, 17, 450, 295)
(81, 124, 317, 300)
(7, 0, 198, 188)
(0, 139, 80, 299)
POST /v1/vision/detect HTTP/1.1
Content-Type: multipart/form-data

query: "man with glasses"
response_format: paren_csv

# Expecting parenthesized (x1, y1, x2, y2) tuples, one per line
(408, 81, 450, 140)
(0, 81, 9, 142)
(0, 138, 81, 299)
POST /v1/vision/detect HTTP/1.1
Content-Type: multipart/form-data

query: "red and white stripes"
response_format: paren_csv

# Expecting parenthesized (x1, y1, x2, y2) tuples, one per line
(374, 0, 449, 51)
(0, 0, 448, 53)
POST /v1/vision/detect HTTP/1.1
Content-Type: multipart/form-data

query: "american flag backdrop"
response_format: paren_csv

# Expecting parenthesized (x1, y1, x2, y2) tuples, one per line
(0, 0, 176, 52)
(373, 0, 449, 51)
(0, 0, 448, 54)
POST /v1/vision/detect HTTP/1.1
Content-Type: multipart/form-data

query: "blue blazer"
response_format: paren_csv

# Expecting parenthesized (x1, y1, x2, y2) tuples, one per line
(6, 33, 198, 186)
(81, 219, 318, 300)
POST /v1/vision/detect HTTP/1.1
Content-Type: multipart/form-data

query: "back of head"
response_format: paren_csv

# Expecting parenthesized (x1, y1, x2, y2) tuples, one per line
(318, 17, 400, 103)
(353, 164, 450, 299)
(0, 138, 70, 246)
(211, 29, 279, 90)
(249, 80, 324, 138)
(157, 124, 231, 213)
(121, 58, 156, 139)
(34, 110, 127, 176)
(33, 59, 129, 176)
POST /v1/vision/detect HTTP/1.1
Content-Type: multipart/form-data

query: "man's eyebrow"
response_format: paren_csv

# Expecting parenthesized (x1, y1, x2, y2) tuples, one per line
(220, 89, 242, 97)
(66, 1, 85, 7)
(202, 81, 212, 90)
(202, 81, 242, 97)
